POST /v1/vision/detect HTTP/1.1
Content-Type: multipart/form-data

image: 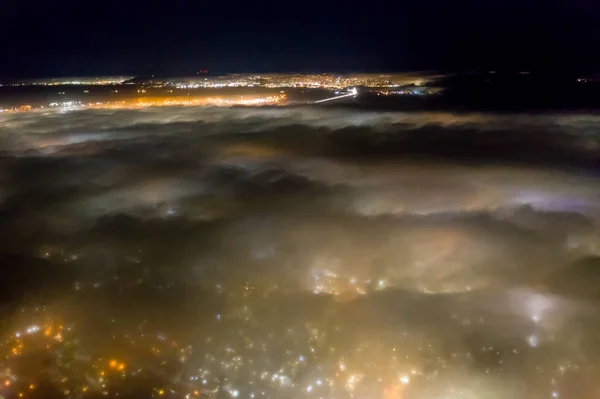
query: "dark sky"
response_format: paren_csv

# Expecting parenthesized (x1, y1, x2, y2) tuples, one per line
(1, 0, 600, 78)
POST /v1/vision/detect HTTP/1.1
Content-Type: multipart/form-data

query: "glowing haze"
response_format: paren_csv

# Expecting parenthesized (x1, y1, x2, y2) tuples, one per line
(0, 105, 600, 398)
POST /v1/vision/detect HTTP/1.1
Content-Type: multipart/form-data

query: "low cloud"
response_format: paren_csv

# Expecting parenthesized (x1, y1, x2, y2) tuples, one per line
(0, 105, 599, 398)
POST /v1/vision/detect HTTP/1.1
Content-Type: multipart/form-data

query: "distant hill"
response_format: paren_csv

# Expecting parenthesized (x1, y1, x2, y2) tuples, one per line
(121, 76, 167, 85)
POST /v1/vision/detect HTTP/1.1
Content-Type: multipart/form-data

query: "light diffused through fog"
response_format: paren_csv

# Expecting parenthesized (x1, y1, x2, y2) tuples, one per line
(1, 106, 600, 398)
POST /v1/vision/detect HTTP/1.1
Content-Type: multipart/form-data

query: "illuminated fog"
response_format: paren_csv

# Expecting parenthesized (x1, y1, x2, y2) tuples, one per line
(0, 105, 600, 398)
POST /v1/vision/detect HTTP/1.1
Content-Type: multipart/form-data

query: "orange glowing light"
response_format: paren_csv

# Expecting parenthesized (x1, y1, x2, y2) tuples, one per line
(384, 383, 405, 399)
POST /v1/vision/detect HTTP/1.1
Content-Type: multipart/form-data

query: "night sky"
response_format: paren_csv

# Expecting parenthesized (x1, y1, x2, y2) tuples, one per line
(2, 0, 600, 78)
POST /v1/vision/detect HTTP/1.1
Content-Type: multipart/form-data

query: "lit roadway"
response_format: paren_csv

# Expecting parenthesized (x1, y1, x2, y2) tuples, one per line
(314, 87, 358, 103)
